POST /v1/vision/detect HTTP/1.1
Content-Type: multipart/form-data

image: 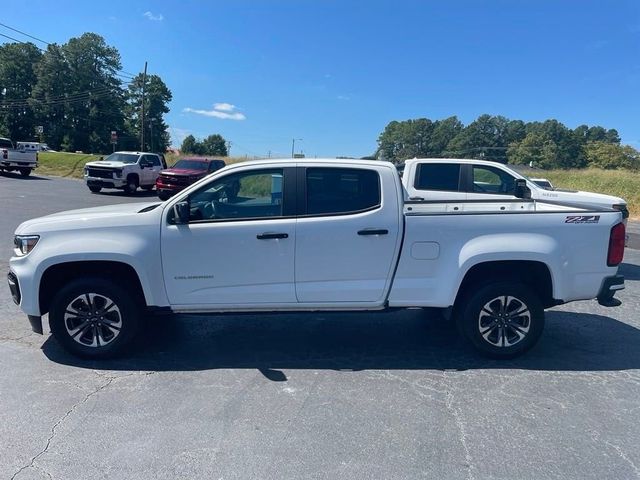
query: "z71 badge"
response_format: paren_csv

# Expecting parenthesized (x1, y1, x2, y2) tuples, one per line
(565, 215, 600, 224)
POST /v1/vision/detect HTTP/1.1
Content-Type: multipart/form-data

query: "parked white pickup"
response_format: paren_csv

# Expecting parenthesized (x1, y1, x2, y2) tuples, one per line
(0, 137, 38, 176)
(401, 158, 629, 218)
(9, 159, 625, 359)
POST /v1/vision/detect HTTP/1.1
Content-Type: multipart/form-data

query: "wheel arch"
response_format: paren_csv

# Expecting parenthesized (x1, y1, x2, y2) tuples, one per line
(39, 260, 147, 315)
(454, 260, 556, 309)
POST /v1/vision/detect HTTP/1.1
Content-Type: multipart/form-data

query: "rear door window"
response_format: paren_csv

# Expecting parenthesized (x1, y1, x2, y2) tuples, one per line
(305, 168, 380, 216)
(414, 163, 461, 192)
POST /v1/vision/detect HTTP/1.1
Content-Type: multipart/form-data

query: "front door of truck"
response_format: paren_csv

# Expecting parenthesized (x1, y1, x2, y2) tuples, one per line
(161, 166, 297, 307)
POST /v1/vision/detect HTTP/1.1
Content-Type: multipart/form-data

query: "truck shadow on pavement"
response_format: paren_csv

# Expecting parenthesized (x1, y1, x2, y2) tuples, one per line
(95, 190, 160, 199)
(42, 309, 640, 377)
(0, 172, 50, 181)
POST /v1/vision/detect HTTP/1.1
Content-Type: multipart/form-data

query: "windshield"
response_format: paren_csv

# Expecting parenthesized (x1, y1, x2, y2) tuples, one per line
(103, 153, 139, 164)
(172, 160, 208, 170)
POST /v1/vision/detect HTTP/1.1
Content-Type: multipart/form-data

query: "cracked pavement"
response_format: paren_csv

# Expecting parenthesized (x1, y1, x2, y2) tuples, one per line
(1, 174, 640, 479)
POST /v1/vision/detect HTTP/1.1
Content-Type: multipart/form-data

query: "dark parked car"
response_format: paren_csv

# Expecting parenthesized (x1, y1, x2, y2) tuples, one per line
(156, 158, 226, 200)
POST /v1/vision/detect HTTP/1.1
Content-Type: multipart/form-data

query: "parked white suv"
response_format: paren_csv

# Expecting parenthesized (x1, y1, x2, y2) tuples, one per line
(84, 151, 163, 194)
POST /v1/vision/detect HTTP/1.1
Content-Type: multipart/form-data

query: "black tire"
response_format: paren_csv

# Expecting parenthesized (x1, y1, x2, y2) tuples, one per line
(49, 277, 141, 359)
(124, 175, 139, 194)
(19, 168, 32, 177)
(88, 185, 102, 193)
(142, 185, 154, 191)
(157, 191, 170, 201)
(455, 282, 544, 359)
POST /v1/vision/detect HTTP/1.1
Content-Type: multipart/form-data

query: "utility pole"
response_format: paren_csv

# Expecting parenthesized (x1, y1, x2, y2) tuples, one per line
(267, 150, 271, 158)
(140, 61, 147, 151)
(226, 141, 232, 156)
(149, 119, 154, 152)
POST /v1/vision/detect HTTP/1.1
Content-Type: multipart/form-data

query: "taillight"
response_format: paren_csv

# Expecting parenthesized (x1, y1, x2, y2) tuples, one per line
(607, 223, 625, 267)
(2, 149, 7, 159)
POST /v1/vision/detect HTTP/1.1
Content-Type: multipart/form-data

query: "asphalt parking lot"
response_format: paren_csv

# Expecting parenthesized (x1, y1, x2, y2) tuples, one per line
(1, 172, 639, 480)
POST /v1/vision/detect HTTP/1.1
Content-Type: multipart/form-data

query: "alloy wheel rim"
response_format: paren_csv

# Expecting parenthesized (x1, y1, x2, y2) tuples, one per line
(478, 295, 531, 348)
(64, 293, 122, 347)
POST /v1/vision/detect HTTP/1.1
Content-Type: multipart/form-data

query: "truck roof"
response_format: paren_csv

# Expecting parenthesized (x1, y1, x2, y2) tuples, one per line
(222, 158, 396, 169)
(403, 158, 510, 167)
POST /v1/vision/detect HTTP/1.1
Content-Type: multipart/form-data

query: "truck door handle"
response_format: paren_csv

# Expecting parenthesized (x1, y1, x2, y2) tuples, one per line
(257, 232, 289, 240)
(357, 229, 389, 236)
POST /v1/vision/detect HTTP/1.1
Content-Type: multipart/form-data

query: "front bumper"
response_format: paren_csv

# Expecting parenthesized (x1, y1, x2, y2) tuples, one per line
(85, 175, 126, 188)
(7, 271, 42, 334)
(597, 275, 625, 307)
(156, 179, 189, 194)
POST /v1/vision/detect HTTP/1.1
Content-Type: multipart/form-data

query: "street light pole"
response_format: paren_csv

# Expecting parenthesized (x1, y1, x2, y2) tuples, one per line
(291, 138, 302, 158)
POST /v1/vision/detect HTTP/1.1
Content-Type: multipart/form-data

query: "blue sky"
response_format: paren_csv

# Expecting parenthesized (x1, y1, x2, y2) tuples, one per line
(2, 0, 639, 157)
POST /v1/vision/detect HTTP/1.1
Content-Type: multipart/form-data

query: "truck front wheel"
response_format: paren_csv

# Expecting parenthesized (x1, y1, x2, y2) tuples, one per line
(123, 175, 139, 194)
(456, 282, 544, 359)
(49, 277, 141, 359)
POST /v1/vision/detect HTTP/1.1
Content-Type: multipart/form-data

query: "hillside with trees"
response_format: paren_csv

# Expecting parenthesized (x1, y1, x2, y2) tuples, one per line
(0, 33, 171, 154)
(378, 115, 638, 170)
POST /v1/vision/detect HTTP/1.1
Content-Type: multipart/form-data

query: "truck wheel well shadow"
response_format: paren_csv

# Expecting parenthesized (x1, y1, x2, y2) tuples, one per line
(39, 261, 146, 315)
(455, 260, 555, 309)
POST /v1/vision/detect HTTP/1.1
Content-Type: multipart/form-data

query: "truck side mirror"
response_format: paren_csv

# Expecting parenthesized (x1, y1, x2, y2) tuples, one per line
(173, 201, 190, 224)
(514, 179, 531, 199)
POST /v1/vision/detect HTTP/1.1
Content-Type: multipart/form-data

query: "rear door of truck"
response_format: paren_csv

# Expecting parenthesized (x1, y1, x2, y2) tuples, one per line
(294, 163, 403, 304)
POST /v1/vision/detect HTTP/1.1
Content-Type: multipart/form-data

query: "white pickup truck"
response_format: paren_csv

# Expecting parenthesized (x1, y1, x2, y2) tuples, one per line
(8, 159, 626, 360)
(0, 137, 39, 177)
(84, 151, 164, 194)
(402, 158, 629, 219)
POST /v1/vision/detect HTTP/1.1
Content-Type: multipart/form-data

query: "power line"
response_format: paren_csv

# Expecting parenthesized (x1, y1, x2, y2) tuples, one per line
(0, 22, 49, 45)
(0, 32, 24, 44)
(0, 22, 136, 80)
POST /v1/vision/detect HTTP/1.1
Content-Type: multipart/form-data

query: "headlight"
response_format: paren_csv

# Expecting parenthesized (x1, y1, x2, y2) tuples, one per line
(115, 169, 123, 178)
(14, 235, 40, 256)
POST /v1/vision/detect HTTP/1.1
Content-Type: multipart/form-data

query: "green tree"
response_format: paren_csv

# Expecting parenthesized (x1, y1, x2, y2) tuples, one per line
(0, 42, 42, 141)
(584, 142, 639, 169)
(125, 73, 172, 152)
(507, 132, 559, 169)
(446, 114, 512, 162)
(524, 119, 585, 168)
(180, 134, 200, 154)
(31, 33, 125, 153)
(201, 134, 228, 156)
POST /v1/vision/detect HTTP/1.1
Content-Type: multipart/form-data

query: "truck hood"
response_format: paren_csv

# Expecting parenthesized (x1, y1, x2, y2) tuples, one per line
(160, 168, 205, 176)
(533, 186, 626, 208)
(85, 161, 129, 168)
(15, 202, 162, 234)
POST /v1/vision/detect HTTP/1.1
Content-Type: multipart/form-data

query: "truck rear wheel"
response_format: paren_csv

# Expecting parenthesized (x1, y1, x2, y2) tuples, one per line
(456, 282, 544, 359)
(49, 277, 141, 359)
(19, 168, 32, 177)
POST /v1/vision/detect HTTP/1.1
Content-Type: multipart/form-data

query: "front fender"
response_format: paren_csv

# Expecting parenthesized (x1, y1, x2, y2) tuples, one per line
(10, 234, 169, 316)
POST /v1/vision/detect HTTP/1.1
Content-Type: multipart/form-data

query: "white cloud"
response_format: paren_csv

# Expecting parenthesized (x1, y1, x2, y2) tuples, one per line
(337, 95, 350, 101)
(212, 102, 236, 112)
(183, 103, 246, 121)
(143, 11, 164, 21)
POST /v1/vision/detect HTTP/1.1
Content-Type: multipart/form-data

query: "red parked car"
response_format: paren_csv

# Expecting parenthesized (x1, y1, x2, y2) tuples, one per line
(156, 158, 226, 200)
